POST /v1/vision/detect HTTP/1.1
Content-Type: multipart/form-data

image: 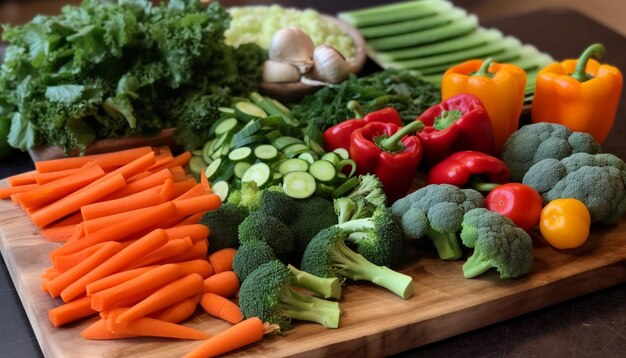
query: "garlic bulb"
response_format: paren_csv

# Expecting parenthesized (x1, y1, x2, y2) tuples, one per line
(307, 45, 351, 84)
(268, 27, 315, 73)
(262, 60, 301, 83)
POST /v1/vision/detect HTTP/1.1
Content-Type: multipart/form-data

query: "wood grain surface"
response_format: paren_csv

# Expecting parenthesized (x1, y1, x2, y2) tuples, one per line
(1, 178, 626, 358)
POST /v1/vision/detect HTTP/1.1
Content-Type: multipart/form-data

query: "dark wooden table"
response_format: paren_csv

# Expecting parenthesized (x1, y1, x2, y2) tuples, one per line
(1, 1, 626, 357)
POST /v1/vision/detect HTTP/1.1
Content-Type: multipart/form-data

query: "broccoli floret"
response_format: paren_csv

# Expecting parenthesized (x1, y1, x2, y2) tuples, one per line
(232, 240, 277, 282)
(289, 195, 338, 258)
(502, 122, 601, 181)
(199, 202, 247, 252)
(346, 174, 387, 209)
(334, 197, 357, 224)
(238, 260, 342, 331)
(335, 207, 404, 267)
(227, 181, 262, 211)
(238, 212, 294, 258)
(522, 152, 626, 224)
(460, 208, 534, 279)
(391, 184, 484, 260)
(258, 190, 297, 224)
(301, 227, 414, 299)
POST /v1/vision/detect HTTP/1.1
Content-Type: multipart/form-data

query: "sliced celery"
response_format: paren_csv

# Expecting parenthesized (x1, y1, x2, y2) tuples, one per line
(338, 0, 449, 27)
(360, 6, 465, 39)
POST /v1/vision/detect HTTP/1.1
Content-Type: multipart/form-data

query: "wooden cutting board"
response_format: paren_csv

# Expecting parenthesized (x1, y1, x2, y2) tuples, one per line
(1, 178, 626, 358)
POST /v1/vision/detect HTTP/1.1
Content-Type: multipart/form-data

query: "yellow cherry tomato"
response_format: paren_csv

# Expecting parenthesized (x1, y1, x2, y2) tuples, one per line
(539, 198, 591, 249)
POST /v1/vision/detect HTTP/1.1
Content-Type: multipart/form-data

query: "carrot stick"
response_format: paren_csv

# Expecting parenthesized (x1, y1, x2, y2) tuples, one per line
(126, 237, 193, 270)
(203, 271, 240, 298)
(169, 179, 198, 200)
(34, 167, 84, 185)
(83, 202, 170, 235)
(175, 260, 214, 279)
(65, 223, 85, 245)
(175, 183, 207, 201)
(116, 273, 204, 324)
(46, 242, 124, 299)
(47, 211, 83, 229)
(19, 164, 106, 209)
(165, 224, 210, 243)
(199, 292, 243, 324)
(169, 240, 208, 263)
(150, 151, 192, 172)
(53, 242, 110, 273)
(59, 229, 170, 302)
(90, 263, 183, 312)
(7, 170, 37, 186)
(35, 146, 153, 173)
(0, 183, 39, 200)
(147, 152, 175, 171)
(50, 202, 175, 257)
(80, 318, 138, 340)
(155, 145, 172, 157)
(200, 169, 210, 192)
(30, 173, 126, 228)
(104, 168, 173, 200)
(151, 294, 201, 324)
(168, 166, 188, 182)
(182, 317, 271, 358)
(86, 266, 158, 295)
(48, 296, 98, 327)
(208, 248, 237, 274)
(174, 213, 204, 226)
(41, 225, 77, 243)
(174, 194, 222, 218)
(105, 307, 209, 340)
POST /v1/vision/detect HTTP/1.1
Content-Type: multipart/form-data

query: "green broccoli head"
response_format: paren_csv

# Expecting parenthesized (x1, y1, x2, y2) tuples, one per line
(502, 122, 601, 182)
(346, 174, 387, 210)
(335, 207, 404, 267)
(238, 212, 294, 257)
(301, 226, 414, 299)
(227, 181, 262, 211)
(199, 202, 247, 252)
(391, 184, 485, 260)
(258, 190, 297, 224)
(460, 208, 534, 279)
(288, 195, 338, 258)
(232, 240, 277, 282)
(238, 259, 342, 331)
(523, 152, 626, 224)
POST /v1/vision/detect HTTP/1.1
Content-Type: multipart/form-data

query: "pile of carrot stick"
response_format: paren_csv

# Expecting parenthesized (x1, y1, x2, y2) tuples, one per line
(1, 147, 275, 355)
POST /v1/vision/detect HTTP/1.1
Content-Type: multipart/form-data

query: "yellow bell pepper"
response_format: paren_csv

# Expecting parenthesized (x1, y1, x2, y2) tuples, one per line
(531, 43, 623, 144)
(539, 198, 591, 249)
(442, 58, 527, 153)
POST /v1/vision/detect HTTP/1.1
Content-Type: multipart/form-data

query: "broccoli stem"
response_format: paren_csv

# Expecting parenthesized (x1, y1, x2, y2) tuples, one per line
(462, 251, 494, 278)
(331, 239, 414, 299)
(279, 287, 341, 328)
(426, 228, 462, 260)
(288, 264, 342, 299)
(335, 217, 374, 233)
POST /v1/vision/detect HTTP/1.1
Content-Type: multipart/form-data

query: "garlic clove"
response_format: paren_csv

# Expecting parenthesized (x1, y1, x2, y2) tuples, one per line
(300, 76, 328, 87)
(268, 27, 315, 73)
(307, 45, 351, 84)
(262, 60, 301, 83)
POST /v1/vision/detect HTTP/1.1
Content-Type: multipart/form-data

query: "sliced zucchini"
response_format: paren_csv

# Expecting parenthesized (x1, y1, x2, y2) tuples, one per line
(191, 149, 203, 157)
(332, 176, 361, 198)
(218, 107, 235, 115)
(315, 183, 336, 199)
(335, 159, 357, 178)
(282, 143, 311, 158)
(332, 148, 350, 160)
(234, 161, 252, 179)
(254, 144, 279, 162)
(214, 117, 240, 136)
(304, 136, 327, 157)
(202, 139, 216, 164)
(228, 147, 252, 162)
(211, 181, 229, 202)
(271, 136, 304, 150)
(320, 152, 341, 166)
(309, 160, 338, 184)
(264, 129, 283, 141)
(278, 158, 309, 174)
(282, 171, 317, 199)
(188, 156, 207, 180)
(234, 101, 267, 122)
(204, 158, 222, 180)
(297, 152, 317, 165)
(233, 134, 266, 148)
(241, 162, 272, 188)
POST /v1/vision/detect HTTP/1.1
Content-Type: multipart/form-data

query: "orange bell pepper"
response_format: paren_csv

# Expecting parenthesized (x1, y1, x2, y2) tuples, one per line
(531, 43, 623, 144)
(441, 58, 526, 153)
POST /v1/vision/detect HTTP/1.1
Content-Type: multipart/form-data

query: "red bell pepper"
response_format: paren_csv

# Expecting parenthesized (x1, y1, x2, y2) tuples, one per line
(416, 93, 496, 166)
(350, 121, 423, 202)
(426, 150, 510, 191)
(323, 106, 403, 152)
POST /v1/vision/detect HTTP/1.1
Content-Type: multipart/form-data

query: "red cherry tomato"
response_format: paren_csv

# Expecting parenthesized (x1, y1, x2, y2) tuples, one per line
(485, 183, 543, 231)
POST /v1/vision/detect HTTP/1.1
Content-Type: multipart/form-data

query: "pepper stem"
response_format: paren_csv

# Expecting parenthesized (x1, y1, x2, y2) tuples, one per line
(469, 177, 500, 192)
(472, 58, 493, 77)
(571, 43, 605, 82)
(433, 110, 463, 130)
(347, 100, 364, 119)
(378, 121, 424, 153)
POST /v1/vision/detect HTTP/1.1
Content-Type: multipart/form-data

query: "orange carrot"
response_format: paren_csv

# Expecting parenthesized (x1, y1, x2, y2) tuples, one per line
(7, 170, 37, 186)
(53, 242, 110, 273)
(126, 237, 193, 269)
(80, 318, 138, 340)
(199, 169, 210, 192)
(174, 194, 222, 218)
(116, 273, 204, 324)
(30, 173, 126, 228)
(0, 183, 39, 200)
(151, 294, 201, 324)
(41, 225, 76, 243)
(65, 222, 85, 245)
(199, 292, 243, 324)
(86, 266, 158, 295)
(165, 224, 210, 242)
(169, 240, 208, 263)
(175, 183, 207, 201)
(34, 167, 84, 185)
(104, 168, 173, 200)
(47, 211, 83, 228)
(35, 146, 153, 173)
(147, 152, 175, 171)
(175, 260, 214, 279)
(155, 145, 172, 157)
(19, 164, 106, 209)
(203, 271, 240, 298)
(169, 179, 198, 200)
(168, 166, 188, 182)
(175, 213, 204, 226)
(48, 296, 98, 327)
(90, 263, 183, 312)
(105, 307, 209, 340)
(46, 242, 123, 299)
(208, 248, 237, 274)
(59, 229, 170, 302)
(182, 317, 273, 358)
(150, 151, 192, 172)
(50, 202, 175, 257)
